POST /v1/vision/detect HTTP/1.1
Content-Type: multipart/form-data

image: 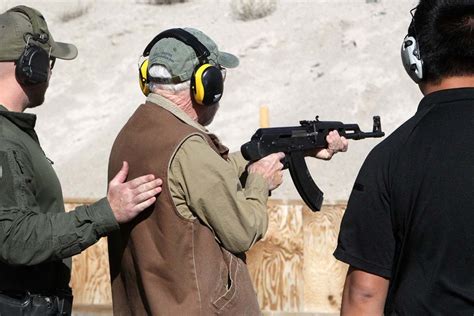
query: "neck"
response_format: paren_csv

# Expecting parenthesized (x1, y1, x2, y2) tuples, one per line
(0, 63, 28, 112)
(420, 76, 474, 95)
(155, 89, 198, 121)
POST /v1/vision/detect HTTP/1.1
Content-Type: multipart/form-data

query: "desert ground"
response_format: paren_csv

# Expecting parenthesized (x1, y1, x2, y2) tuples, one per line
(3, 0, 419, 204)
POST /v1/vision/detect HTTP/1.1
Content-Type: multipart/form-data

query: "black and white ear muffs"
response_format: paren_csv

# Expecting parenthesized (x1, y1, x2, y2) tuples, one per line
(401, 34, 423, 83)
(401, 11, 423, 84)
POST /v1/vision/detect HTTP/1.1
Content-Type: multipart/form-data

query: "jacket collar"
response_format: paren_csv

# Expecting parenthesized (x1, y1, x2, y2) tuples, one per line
(418, 87, 474, 111)
(0, 104, 39, 144)
(146, 93, 208, 133)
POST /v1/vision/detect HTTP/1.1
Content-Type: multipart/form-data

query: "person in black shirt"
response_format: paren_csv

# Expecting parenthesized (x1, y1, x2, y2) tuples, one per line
(334, 0, 474, 315)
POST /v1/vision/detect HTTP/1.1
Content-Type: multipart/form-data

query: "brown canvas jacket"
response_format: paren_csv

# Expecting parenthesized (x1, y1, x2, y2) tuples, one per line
(108, 101, 261, 315)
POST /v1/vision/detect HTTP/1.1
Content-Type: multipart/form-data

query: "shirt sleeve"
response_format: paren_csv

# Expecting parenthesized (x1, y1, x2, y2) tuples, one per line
(0, 146, 118, 266)
(226, 151, 248, 178)
(333, 145, 395, 278)
(169, 135, 269, 254)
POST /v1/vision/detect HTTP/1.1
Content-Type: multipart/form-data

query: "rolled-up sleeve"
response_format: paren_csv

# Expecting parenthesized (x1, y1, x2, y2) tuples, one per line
(169, 135, 269, 254)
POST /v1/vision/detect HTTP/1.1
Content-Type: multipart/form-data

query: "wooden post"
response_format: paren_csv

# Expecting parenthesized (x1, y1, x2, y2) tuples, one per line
(260, 106, 270, 128)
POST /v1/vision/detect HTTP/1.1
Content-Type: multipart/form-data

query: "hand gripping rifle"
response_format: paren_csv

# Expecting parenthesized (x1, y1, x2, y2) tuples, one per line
(241, 116, 385, 212)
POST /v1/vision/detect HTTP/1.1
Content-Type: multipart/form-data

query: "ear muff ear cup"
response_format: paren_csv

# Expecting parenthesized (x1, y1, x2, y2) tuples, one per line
(139, 58, 150, 96)
(191, 64, 224, 106)
(15, 43, 50, 85)
(9, 6, 51, 86)
(401, 35, 423, 83)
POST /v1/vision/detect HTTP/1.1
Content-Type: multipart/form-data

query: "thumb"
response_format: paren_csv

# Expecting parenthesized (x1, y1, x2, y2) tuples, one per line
(111, 161, 129, 185)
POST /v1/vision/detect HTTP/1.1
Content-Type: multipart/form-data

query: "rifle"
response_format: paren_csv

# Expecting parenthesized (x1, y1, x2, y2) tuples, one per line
(241, 116, 385, 212)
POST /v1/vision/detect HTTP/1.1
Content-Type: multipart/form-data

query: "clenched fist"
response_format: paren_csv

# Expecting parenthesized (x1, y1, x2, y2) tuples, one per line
(312, 130, 349, 160)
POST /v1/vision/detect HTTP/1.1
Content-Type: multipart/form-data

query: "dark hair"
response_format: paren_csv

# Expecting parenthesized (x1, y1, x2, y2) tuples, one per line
(413, 0, 474, 83)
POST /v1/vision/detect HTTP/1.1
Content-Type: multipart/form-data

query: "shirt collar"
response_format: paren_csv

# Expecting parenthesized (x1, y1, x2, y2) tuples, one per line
(146, 93, 208, 133)
(0, 104, 38, 132)
(418, 87, 474, 111)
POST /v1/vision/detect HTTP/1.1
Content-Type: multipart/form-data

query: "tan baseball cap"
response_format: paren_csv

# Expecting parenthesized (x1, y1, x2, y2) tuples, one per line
(0, 5, 78, 62)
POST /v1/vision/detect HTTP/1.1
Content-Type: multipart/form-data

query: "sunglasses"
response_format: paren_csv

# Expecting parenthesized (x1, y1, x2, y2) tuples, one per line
(50, 57, 56, 70)
(220, 67, 226, 81)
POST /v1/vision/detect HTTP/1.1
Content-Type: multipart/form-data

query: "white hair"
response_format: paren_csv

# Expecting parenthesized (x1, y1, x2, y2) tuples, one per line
(148, 65, 190, 93)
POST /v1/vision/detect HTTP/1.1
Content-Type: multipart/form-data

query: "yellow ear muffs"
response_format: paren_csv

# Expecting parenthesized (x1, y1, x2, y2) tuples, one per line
(138, 57, 150, 96)
(191, 63, 224, 106)
(192, 63, 211, 104)
(140, 29, 226, 102)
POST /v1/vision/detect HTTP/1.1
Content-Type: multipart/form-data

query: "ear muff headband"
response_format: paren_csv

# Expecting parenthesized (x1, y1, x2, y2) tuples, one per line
(142, 28, 210, 62)
(9, 6, 50, 85)
(139, 28, 224, 105)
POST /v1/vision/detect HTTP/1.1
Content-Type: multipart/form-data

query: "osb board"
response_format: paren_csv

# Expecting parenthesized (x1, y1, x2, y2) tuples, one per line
(247, 201, 348, 313)
(302, 205, 348, 313)
(65, 200, 348, 312)
(65, 202, 113, 306)
(247, 203, 305, 312)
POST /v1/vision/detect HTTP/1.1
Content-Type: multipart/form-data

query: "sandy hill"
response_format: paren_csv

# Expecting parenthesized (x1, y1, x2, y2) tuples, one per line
(3, 0, 419, 203)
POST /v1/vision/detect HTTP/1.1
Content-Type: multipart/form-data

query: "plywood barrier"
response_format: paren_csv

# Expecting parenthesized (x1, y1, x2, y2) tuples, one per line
(302, 205, 347, 312)
(65, 201, 113, 311)
(65, 200, 348, 314)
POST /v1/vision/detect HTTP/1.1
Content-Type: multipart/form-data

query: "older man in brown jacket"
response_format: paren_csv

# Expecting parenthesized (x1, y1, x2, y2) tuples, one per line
(108, 27, 347, 315)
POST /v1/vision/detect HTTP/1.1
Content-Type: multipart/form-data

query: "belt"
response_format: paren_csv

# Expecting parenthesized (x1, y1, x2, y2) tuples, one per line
(0, 291, 73, 316)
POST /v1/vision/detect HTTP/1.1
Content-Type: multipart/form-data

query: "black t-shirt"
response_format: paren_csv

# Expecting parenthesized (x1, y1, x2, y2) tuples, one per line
(334, 88, 474, 315)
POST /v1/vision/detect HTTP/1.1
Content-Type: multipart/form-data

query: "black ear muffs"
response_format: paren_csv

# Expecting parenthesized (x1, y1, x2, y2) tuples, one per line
(15, 42, 50, 85)
(401, 12, 423, 83)
(139, 28, 224, 106)
(9, 6, 51, 86)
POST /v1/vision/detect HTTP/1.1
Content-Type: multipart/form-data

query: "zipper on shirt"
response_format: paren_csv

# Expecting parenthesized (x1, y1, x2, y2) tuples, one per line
(12, 151, 24, 174)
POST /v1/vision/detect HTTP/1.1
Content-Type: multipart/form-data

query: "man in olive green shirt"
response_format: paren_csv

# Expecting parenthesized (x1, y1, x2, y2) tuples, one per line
(0, 6, 162, 315)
